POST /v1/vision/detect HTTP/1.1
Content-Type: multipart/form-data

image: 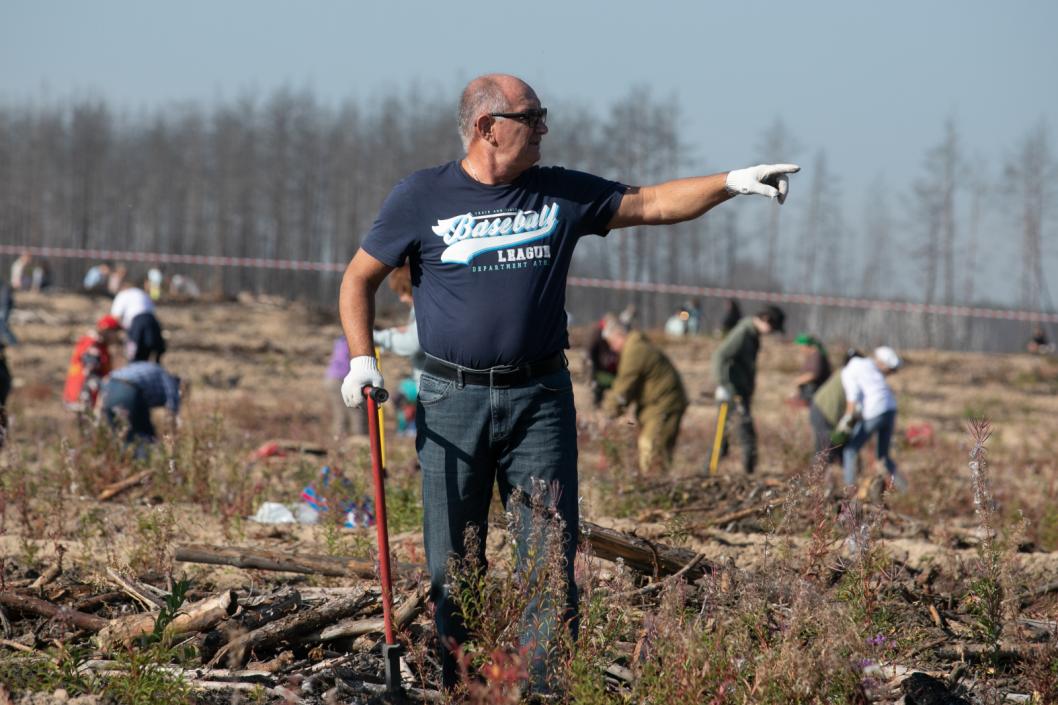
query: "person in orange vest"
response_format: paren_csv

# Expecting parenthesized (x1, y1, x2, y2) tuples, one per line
(63, 315, 123, 412)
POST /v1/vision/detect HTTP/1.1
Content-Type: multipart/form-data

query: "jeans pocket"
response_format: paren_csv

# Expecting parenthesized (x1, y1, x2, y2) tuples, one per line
(534, 369, 573, 394)
(417, 373, 452, 406)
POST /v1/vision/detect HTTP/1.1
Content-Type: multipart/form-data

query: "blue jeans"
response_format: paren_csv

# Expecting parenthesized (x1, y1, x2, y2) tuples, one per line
(416, 366, 579, 690)
(842, 409, 897, 486)
(101, 378, 156, 460)
(0, 316, 16, 347)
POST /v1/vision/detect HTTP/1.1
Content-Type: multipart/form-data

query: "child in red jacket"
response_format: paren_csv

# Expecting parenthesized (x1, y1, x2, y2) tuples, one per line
(63, 315, 122, 412)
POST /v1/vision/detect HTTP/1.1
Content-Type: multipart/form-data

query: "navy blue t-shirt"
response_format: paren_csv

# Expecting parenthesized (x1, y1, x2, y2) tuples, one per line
(361, 161, 626, 368)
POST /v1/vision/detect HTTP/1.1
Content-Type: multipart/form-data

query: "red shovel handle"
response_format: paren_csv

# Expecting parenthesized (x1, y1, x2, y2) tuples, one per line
(363, 385, 397, 646)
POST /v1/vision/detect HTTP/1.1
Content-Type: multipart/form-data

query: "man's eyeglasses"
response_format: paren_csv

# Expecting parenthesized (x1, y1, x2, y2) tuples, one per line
(489, 108, 548, 129)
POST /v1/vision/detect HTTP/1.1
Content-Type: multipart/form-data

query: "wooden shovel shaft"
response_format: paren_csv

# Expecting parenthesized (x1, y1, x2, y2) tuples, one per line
(708, 401, 729, 475)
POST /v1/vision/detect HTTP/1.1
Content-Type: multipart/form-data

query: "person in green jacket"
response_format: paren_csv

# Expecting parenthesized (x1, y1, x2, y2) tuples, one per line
(710, 305, 785, 474)
(809, 369, 847, 464)
(601, 316, 688, 474)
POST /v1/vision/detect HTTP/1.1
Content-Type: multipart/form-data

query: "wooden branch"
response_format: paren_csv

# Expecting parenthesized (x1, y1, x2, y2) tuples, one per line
(208, 588, 373, 668)
(308, 586, 425, 642)
(0, 638, 37, 654)
(175, 544, 415, 579)
(0, 592, 107, 632)
(683, 498, 786, 530)
(931, 641, 1046, 664)
(245, 650, 295, 674)
(29, 564, 62, 591)
(105, 567, 163, 610)
(98, 590, 237, 651)
(609, 552, 707, 599)
(199, 591, 303, 665)
(97, 469, 153, 501)
(72, 591, 128, 612)
(78, 659, 276, 687)
(581, 520, 714, 581)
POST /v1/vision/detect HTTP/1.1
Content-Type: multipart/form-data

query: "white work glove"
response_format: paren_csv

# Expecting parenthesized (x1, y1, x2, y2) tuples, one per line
(714, 386, 732, 403)
(725, 163, 801, 204)
(341, 356, 384, 408)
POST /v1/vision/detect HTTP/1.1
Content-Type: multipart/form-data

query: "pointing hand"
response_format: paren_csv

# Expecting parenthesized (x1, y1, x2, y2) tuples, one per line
(725, 163, 801, 204)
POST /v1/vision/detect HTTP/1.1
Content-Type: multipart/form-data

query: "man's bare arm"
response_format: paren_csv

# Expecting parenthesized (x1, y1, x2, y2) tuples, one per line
(339, 249, 394, 357)
(608, 164, 800, 230)
(608, 174, 733, 228)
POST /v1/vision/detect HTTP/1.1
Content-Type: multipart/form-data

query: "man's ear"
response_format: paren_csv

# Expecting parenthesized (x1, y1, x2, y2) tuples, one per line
(477, 114, 496, 144)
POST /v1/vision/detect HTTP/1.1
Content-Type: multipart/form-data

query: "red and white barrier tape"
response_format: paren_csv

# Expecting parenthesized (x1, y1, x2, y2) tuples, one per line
(567, 278, 1058, 324)
(0, 244, 344, 272)
(3, 244, 1056, 324)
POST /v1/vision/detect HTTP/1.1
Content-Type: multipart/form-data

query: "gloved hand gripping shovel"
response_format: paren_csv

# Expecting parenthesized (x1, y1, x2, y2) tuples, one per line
(364, 385, 403, 694)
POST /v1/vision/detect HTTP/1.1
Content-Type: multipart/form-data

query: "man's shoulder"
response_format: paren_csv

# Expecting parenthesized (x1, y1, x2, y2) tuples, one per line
(399, 162, 459, 190)
(530, 164, 614, 187)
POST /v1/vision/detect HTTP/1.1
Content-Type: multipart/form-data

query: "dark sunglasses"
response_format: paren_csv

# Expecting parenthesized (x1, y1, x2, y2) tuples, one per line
(489, 107, 548, 129)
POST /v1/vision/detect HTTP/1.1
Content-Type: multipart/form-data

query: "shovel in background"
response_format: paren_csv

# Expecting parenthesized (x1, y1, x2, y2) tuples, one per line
(364, 384, 403, 694)
(707, 401, 729, 475)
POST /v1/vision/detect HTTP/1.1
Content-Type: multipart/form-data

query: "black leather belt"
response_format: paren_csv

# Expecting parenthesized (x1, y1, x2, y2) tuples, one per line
(422, 352, 566, 388)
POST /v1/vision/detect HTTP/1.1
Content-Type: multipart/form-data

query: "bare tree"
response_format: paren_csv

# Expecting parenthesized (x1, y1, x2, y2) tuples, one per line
(756, 117, 800, 286)
(799, 150, 841, 293)
(1004, 120, 1056, 312)
(861, 174, 892, 299)
(911, 119, 962, 346)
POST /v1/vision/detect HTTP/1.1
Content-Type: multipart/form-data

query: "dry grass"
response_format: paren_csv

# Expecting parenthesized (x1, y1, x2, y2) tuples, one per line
(2, 292, 1058, 702)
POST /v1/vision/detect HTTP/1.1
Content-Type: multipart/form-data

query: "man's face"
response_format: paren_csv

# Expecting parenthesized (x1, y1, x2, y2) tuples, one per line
(490, 84, 548, 171)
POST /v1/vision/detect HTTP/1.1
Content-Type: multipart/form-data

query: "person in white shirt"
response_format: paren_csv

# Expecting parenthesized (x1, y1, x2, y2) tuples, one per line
(111, 281, 166, 362)
(836, 346, 904, 490)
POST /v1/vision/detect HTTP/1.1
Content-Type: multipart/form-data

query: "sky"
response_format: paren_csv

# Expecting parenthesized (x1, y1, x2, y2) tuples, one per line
(2, 0, 1056, 304)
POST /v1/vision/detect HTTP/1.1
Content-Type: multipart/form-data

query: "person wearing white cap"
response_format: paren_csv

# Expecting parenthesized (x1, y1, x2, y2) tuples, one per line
(836, 346, 905, 490)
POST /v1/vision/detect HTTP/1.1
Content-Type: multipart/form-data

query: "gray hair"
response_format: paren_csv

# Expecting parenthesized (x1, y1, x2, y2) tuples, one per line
(457, 77, 510, 150)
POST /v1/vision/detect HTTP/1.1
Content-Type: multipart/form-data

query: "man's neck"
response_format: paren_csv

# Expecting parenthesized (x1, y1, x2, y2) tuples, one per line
(462, 154, 523, 186)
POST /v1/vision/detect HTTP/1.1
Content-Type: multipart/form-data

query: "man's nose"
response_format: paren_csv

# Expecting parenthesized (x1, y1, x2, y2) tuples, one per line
(536, 120, 548, 135)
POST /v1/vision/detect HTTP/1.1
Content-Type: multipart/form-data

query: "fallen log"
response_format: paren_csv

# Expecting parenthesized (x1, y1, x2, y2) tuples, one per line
(98, 590, 237, 651)
(78, 659, 277, 685)
(200, 590, 303, 663)
(97, 469, 153, 501)
(208, 588, 374, 668)
(72, 591, 128, 613)
(307, 586, 426, 642)
(580, 520, 715, 581)
(175, 544, 416, 579)
(0, 591, 107, 632)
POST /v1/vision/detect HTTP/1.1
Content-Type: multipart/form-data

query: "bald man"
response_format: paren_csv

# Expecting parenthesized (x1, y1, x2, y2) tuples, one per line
(338, 73, 799, 691)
